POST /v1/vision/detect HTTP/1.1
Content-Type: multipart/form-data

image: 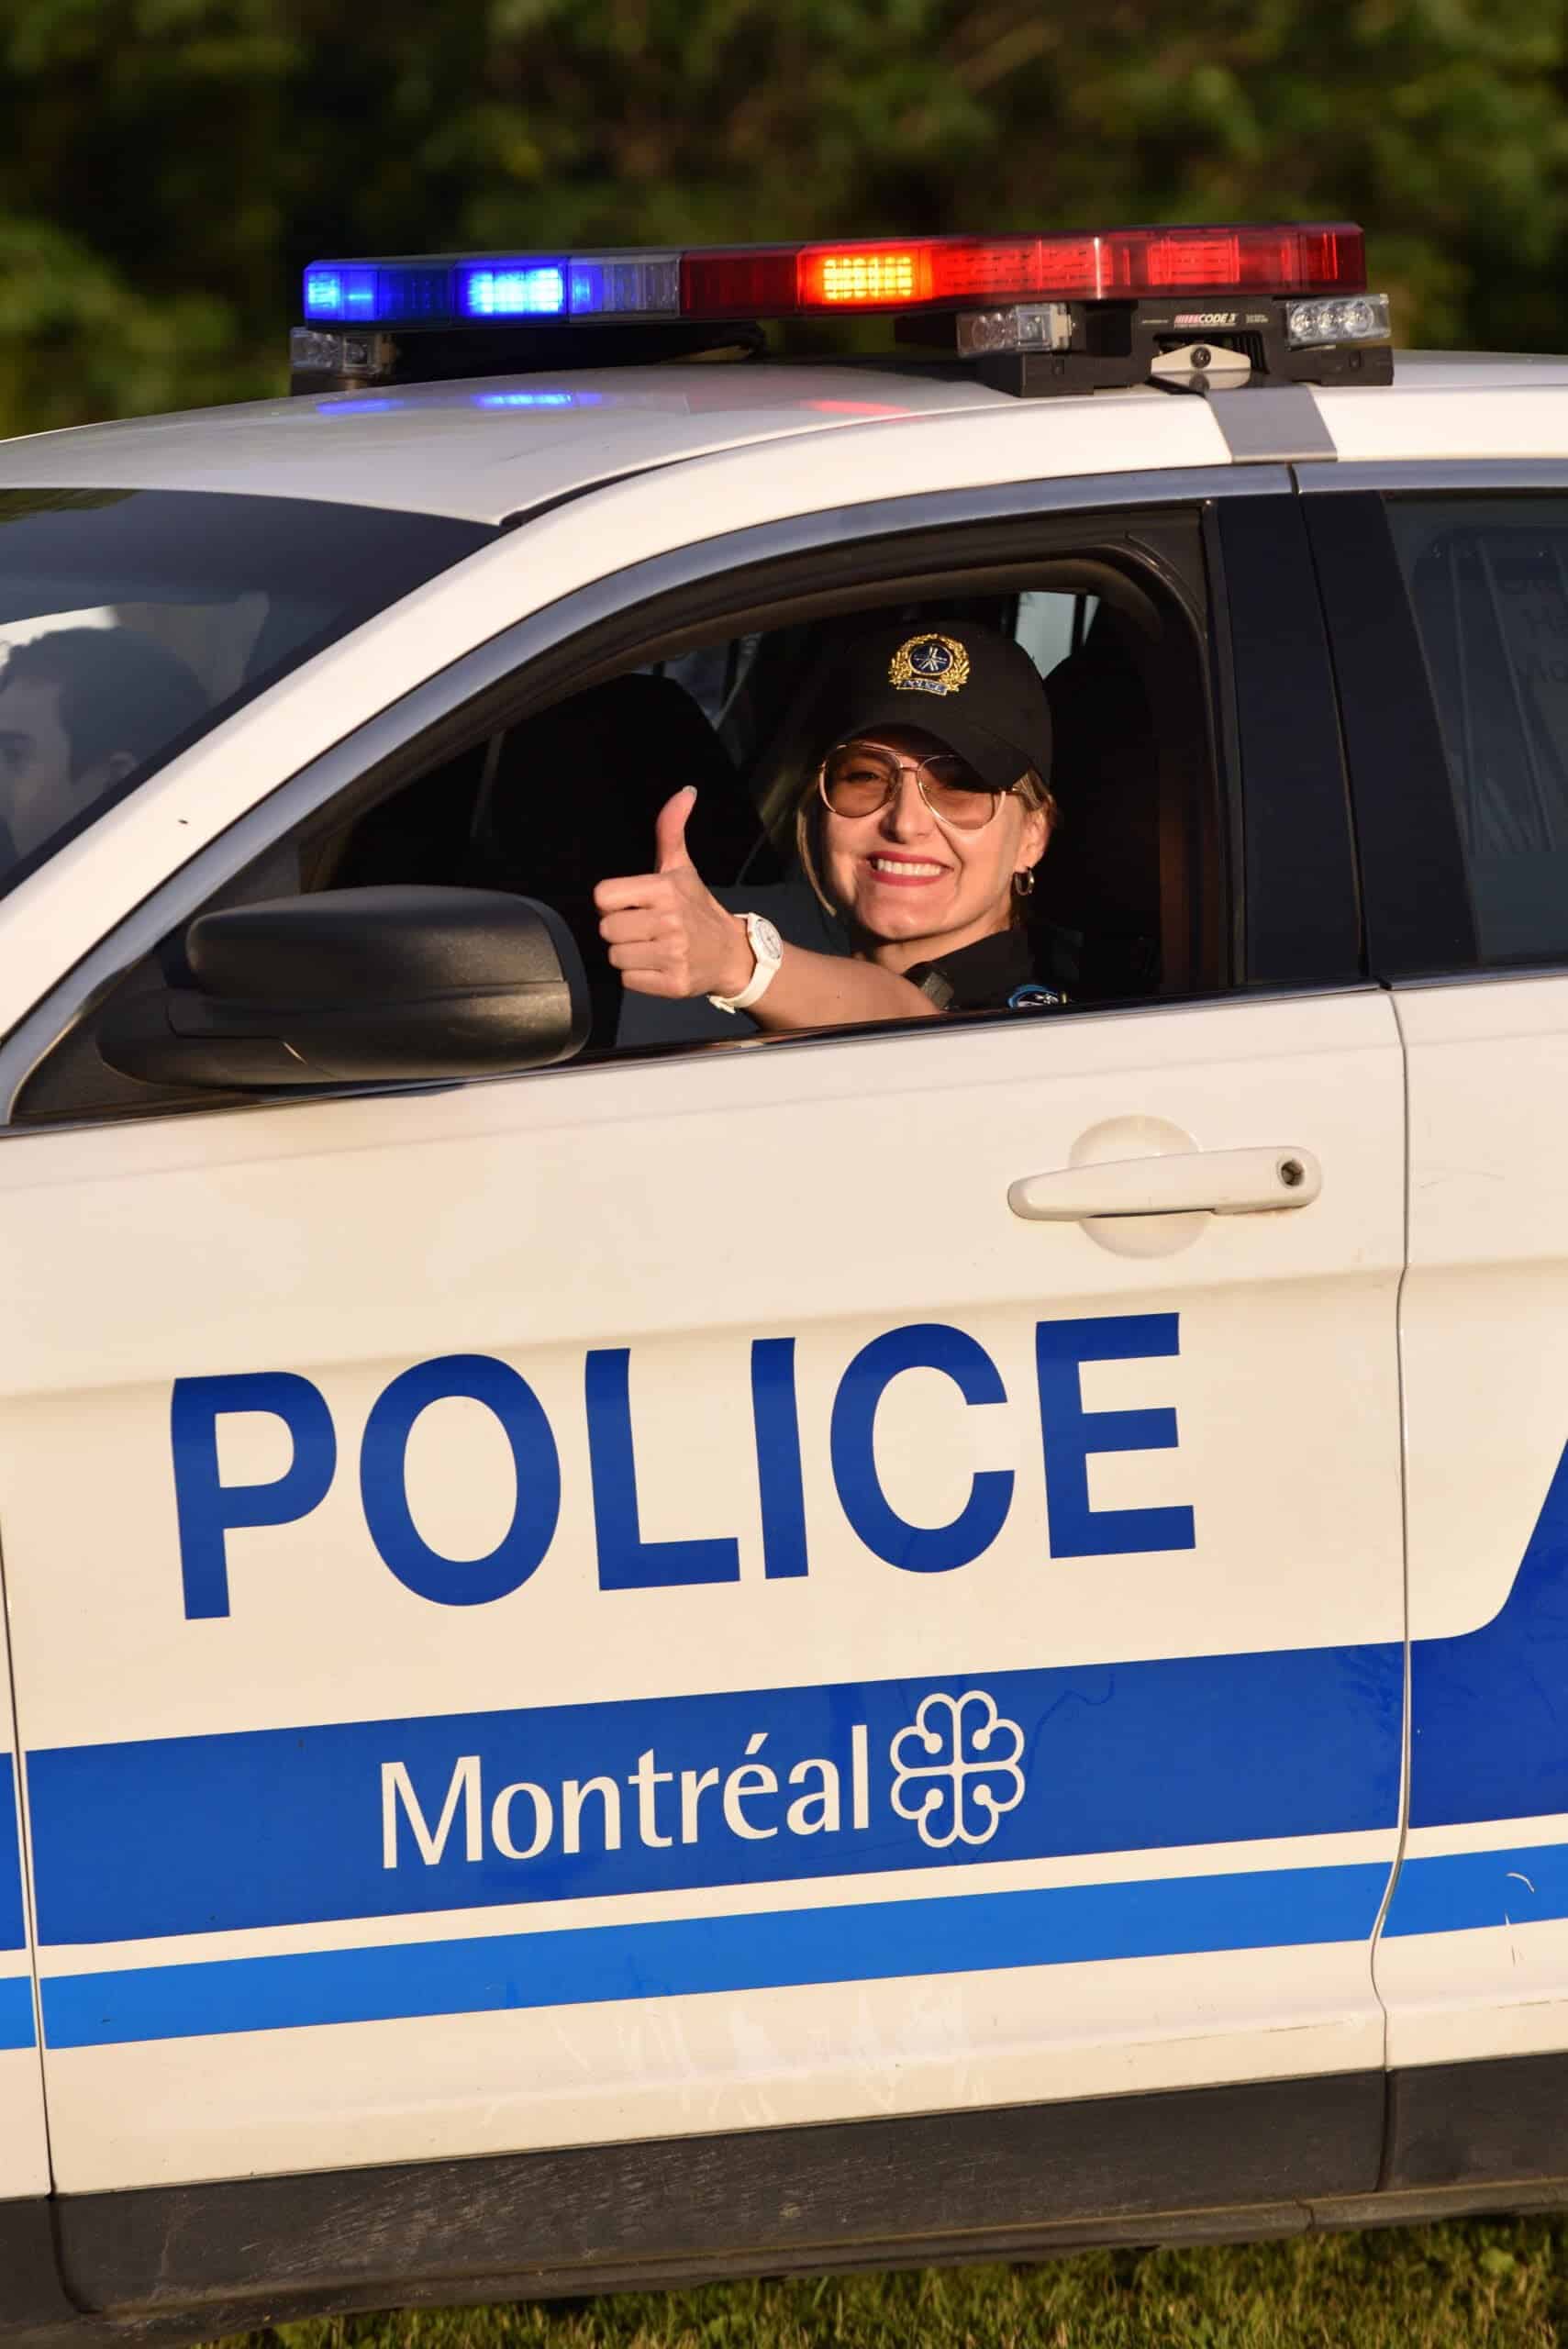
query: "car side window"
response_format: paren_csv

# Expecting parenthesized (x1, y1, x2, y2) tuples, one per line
(310, 564, 1218, 1060)
(10, 516, 1231, 1125)
(1389, 495, 1568, 965)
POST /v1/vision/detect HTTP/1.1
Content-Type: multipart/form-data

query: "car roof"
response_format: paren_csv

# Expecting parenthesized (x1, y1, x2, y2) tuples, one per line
(0, 364, 1018, 526)
(4, 349, 1568, 528)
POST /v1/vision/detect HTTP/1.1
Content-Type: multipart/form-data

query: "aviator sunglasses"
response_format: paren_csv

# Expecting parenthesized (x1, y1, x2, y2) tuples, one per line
(818, 739, 1012, 832)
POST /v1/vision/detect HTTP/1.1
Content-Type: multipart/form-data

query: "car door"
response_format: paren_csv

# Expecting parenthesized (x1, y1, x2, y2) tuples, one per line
(0, 472, 1407, 2303)
(0, 1590, 45, 2203)
(1309, 474, 1568, 2193)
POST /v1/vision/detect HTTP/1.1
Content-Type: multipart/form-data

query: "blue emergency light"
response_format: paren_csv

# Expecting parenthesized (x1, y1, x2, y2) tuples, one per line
(462, 264, 566, 317)
(304, 251, 684, 325)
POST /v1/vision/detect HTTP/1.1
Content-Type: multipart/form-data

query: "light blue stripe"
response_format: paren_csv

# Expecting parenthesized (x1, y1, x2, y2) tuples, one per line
(40, 1860, 1386, 2050)
(0, 1975, 36, 2051)
(1385, 1841, 1568, 1937)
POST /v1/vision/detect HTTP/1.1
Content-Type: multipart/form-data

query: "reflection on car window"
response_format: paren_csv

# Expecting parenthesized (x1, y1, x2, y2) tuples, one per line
(1013, 590, 1096, 676)
(1393, 496, 1568, 963)
(640, 635, 762, 727)
(0, 488, 491, 896)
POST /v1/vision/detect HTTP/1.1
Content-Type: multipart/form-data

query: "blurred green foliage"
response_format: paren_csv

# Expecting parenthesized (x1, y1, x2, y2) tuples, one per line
(216, 2219, 1568, 2349)
(3, 0, 1568, 434)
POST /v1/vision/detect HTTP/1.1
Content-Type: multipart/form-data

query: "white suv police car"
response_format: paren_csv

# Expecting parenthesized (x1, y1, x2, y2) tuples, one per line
(0, 223, 1565, 2341)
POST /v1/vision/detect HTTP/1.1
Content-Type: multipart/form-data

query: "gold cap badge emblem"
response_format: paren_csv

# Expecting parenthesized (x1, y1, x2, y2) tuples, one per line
(888, 632, 970, 696)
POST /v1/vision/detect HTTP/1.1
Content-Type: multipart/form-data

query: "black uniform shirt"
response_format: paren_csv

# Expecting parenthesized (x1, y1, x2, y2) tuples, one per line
(905, 927, 1066, 1014)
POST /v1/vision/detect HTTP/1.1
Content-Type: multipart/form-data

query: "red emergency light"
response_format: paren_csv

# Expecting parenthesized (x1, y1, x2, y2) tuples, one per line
(681, 226, 1366, 318)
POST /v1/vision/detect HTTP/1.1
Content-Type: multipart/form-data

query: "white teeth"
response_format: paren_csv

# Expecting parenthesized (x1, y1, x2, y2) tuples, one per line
(870, 857, 945, 876)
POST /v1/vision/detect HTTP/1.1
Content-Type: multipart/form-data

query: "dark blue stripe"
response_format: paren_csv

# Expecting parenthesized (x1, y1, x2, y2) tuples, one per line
(1384, 1841, 1568, 1937)
(1412, 1435, 1568, 1827)
(0, 1756, 23, 1954)
(40, 1861, 1387, 2049)
(0, 1974, 35, 2051)
(28, 1650, 1400, 1946)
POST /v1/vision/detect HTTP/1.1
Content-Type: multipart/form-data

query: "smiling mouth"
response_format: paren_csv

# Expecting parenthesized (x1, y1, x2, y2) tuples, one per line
(865, 855, 949, 884)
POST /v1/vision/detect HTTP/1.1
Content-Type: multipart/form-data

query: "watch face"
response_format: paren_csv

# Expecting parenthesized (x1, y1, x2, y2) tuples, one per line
(751, 915, 784, 963)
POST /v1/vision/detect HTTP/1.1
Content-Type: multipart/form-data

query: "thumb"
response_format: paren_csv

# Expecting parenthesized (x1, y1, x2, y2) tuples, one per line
(654, 785, 697, 874)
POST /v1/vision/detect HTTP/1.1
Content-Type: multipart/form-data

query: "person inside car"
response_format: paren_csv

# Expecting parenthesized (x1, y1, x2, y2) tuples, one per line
(0, 624, 208, 869)
(593, 620, 1061, 1029)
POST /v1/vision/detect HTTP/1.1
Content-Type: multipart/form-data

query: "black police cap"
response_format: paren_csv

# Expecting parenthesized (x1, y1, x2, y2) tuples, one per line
(817, 620, 1052, 794)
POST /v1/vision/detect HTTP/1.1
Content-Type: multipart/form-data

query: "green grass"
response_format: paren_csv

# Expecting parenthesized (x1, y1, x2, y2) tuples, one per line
(218, 2219, 1568, 2349)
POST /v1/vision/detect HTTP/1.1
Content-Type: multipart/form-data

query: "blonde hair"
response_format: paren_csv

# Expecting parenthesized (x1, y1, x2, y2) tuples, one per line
(795, 761, 1058, 922)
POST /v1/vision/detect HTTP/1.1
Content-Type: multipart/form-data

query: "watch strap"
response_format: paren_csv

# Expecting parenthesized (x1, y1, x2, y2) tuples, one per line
(708, 912, 781, 1013)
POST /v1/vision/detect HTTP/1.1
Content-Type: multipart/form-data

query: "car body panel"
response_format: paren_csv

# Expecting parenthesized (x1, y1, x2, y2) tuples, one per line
(1, 338, 1568, 2310)
(0, 986, 1406, 2191)
(1378, 974, 1568, 2073)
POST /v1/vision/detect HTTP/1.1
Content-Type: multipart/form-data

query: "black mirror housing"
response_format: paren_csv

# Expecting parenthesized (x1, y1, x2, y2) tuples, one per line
(100, 886, 591, 1089)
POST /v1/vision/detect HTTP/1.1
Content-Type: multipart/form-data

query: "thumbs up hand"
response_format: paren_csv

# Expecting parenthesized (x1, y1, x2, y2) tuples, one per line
(594, 787, 757, 1000)
(653, 785, 695, 874)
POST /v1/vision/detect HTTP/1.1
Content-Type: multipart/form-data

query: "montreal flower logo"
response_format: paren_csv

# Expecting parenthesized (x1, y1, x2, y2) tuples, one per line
(889, 1689, 1026, 1849)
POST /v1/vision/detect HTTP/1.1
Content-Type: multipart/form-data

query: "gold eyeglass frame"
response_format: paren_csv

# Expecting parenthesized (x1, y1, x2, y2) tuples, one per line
(817, 741, 1010, 833)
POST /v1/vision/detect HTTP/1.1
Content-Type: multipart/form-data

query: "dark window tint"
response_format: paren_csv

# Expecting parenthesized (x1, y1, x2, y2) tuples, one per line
(0, 489, 491, 896)
(1389, 495, 1568, 963)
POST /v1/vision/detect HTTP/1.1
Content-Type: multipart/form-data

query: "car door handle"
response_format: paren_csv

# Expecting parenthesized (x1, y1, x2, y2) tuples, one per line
(1007, 1145, 1321, 1221)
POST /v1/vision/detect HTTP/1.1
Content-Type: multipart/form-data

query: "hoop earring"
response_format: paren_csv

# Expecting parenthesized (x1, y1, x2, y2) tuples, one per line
(1012, 867, 1036, 899)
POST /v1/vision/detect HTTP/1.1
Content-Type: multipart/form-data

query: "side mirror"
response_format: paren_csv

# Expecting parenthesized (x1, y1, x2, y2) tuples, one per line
(99, 885, 590, 1090)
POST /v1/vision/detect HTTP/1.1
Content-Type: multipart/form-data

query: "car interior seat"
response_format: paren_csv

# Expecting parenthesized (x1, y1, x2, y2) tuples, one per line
(474, 673, 768, 887)
(469, 673, 785, 1047)
(326, 740, 495, 892)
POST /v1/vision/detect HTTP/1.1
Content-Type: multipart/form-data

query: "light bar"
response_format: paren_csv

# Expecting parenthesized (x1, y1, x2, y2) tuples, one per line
(301, 226, 1365, 328)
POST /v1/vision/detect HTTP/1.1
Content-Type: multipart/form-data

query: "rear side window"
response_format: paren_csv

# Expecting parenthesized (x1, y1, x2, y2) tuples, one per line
(1390, 495, 1568, 963)
(0, 489, 491, 897)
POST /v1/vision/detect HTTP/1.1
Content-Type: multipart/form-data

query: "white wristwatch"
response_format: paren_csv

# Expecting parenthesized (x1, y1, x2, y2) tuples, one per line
(708, 911, 784, 1013)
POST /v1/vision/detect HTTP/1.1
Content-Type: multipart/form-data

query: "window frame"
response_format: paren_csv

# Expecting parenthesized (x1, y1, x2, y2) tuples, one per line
(1212, 494, 1363, 992)
(0, 463, 1350, 1128)
(1301, 484, 1477, 982)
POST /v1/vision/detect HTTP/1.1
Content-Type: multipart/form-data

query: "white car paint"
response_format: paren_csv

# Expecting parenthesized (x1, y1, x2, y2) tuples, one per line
(0, 342, 1564, 2212)
(1, 989, 1404, 2190)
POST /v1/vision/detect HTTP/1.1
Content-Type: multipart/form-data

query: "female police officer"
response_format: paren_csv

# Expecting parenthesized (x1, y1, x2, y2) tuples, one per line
(593, 620, 1059, 1028)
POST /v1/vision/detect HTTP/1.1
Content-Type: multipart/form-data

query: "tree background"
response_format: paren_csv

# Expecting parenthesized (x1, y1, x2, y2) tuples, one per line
(3, 0, 1566, 436)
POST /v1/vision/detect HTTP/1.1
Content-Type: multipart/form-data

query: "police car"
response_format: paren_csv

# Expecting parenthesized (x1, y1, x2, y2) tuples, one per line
(0, 220, 1564, 2339)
